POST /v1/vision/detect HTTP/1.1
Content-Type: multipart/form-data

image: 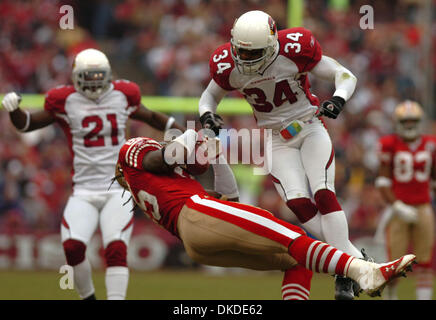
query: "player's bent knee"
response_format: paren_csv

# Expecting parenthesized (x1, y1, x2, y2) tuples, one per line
(105, 240, 127, 267)
(63, 239, 87, 266)
(314, 189, 342, 215)
(286, 198, 318, 223)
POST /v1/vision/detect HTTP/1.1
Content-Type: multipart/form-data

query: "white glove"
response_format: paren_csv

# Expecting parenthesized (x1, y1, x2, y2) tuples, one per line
(2, 92, 21, 112)
(392, 200, 418, 223)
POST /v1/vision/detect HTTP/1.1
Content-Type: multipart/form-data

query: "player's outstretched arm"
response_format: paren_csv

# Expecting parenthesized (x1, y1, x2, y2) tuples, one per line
(130, 104, 186, 132)
(310, 56, 357, 119)
(2, 92, 55, 132)
(199, 80, 228, 136)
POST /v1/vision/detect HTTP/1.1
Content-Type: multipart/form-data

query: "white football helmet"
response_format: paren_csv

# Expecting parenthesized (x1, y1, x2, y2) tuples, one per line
(230, 10, 278, 75)
(393, 100, 424, 141)
(72, 48, 112, 100)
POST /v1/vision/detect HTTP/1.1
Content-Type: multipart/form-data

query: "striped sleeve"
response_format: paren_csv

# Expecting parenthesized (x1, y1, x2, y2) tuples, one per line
(119, 137, 162, 170)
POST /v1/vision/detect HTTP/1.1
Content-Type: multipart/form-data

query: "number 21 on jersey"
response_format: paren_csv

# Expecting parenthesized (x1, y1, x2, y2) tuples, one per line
(82, 114, 119, 147)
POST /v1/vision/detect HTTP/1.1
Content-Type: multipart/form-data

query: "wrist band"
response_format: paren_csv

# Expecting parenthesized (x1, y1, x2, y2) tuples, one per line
(165, 116, 175, 131)
(375, 176, 392, 188)
(19, 110, 31, 132)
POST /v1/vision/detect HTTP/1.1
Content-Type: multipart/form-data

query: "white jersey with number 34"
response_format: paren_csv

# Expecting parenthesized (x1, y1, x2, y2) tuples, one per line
(209, 27, 322, 128)
(44, 80, 140, 193)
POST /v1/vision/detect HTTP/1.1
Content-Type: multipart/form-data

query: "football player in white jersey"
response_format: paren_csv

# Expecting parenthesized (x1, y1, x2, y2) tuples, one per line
(198, 10, 364, 300)
(2, 48, 184, 300)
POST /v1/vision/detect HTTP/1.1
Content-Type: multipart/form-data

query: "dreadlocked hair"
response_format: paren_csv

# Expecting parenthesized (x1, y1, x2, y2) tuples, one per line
(110, 163, 135, 208)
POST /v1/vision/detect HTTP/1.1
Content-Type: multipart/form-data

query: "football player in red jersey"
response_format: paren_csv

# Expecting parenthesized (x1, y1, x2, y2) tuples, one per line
(114, 129, 416, 299)
(1, 48, 184, 300)
(375, 101, 435, 300)
(198, 10, 363, 299)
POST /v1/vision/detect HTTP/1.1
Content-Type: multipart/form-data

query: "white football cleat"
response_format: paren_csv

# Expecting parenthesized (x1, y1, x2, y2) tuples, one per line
(356, 254, 416, 297)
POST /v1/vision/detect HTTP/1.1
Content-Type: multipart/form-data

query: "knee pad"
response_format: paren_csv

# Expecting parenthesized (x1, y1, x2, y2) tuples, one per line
(314, 189, 342, 215)
(105, 240, 127, 267)
(63, 239, 86, 266)
(286, 198, 318, 223)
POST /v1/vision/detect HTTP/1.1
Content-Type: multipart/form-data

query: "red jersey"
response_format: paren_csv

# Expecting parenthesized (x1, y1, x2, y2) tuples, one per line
(378, 134, 436, 205)
(118, 137, 209, 236)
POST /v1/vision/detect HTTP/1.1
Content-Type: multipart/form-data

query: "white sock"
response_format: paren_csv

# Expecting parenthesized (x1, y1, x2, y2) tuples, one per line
(105, 266, 129, 300)
(417, 287, 433, 300)
(301, 213, 325, 241)
(73, 259, 95, 299)
(416, 267, 433, 300)
(321, 211, 363, 258)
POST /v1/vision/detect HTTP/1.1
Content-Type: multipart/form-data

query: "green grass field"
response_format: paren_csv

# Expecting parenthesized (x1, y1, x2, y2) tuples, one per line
(0, 269, 432, 300)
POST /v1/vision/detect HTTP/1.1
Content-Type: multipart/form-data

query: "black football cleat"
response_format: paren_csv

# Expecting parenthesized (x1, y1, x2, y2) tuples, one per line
(83, 293, 97, 300)
(334, 275, 355, 300)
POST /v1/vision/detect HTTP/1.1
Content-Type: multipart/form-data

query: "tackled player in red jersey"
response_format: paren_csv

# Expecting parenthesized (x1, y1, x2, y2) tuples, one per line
(115, 128, 416, 299)
(376, 101, 435, 300)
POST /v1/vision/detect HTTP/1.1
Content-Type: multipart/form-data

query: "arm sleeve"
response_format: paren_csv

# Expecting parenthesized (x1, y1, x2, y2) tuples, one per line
(199, 79, 229, 116)
(113, 80, 142, 116)
(310, 55, 357, 101)
(212, 154, 239, 199)
(44, 86, 75, 116)
(279, 28, 322, 73)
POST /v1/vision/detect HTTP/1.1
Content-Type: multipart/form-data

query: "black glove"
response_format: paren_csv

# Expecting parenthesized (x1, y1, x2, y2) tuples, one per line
(199, 111, 224, 136)
(320, 96, 345, 119)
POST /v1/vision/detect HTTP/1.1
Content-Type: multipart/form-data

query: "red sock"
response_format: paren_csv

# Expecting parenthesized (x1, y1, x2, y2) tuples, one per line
(288, 236, 353, 275)
(281, 265, 312, 300)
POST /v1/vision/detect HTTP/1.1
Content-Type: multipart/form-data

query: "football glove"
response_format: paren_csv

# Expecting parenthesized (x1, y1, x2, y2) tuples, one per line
(2, 92, 21, 112)
(320, 96, 345, 119)
(199, 111, 224, 136)
(392, 200, 418, 223)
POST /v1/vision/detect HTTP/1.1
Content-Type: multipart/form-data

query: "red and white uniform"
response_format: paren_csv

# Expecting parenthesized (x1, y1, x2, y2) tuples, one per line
(378, 134, 436, 205)
(51, 80, 140, 247)
(118, 137, 209, 236)
(44, 80, 140, 194)
(207, 28, 339, 201)
(117, 138, 359, 282)
(210, 28, 321, 129)
(118, 137, 306, 244)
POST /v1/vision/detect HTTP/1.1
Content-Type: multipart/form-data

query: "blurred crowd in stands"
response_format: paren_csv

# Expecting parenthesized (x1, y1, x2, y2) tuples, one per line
(0, 0, 435, 243)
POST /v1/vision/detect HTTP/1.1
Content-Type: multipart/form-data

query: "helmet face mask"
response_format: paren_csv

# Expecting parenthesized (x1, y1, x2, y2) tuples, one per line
(230, 44, 273, 75)
(230, 11, 278, 75)
(393, 101, 424, 141)
(72, 49, 112, 100)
